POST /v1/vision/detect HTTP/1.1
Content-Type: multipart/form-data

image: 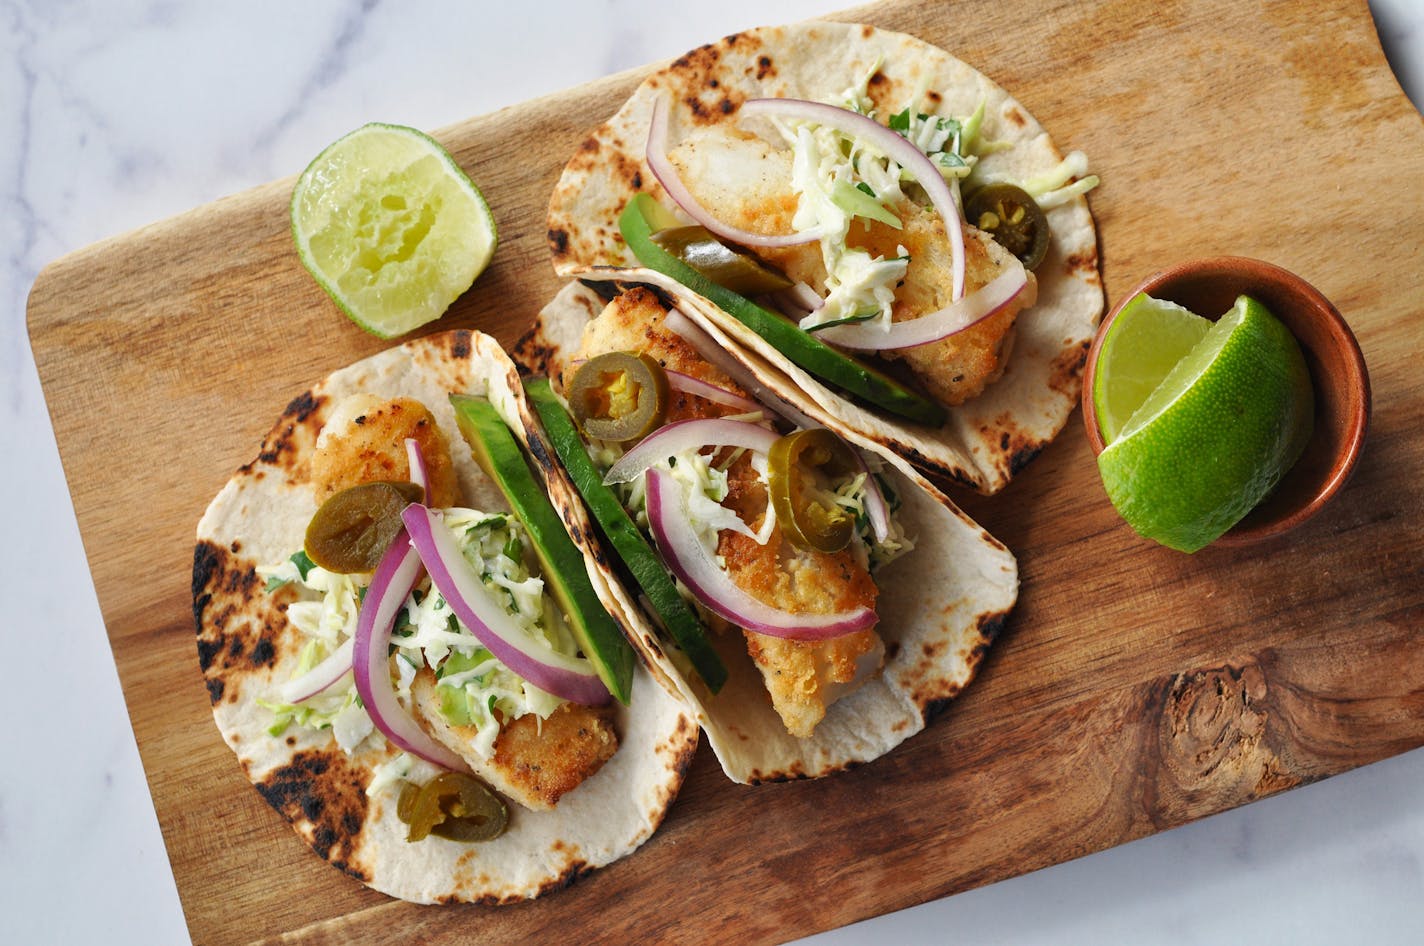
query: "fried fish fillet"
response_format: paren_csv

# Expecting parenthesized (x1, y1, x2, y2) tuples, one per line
(848, 208, 1037, 406)
(571, 289, 884, 738)
(410, 671, 619, 812)
(718, 462, 881, 739)
(562, 286, 740, 424)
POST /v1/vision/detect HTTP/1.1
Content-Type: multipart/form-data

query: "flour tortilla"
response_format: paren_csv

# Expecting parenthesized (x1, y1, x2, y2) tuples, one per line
(515, 282, 1020, 783)
(545, 21, 1103, 494)
(193, 329, 698, 904)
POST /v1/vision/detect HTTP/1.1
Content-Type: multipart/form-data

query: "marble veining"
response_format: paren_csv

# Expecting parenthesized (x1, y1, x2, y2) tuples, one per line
(249, 0, 383, 156)
(2, 1, 1420, 943)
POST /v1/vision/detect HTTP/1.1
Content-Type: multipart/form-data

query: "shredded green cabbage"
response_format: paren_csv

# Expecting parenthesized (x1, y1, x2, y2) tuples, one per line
(261, 506, 576, 766)
(783, 121, 909, 333)
(1016, 150, 1100, 209)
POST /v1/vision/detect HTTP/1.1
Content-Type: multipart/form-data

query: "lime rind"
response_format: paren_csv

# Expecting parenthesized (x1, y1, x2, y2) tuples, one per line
(291, 123, 497, 339)
(1096, 295, 1314, 552)
(1092, 292, 1210, 443)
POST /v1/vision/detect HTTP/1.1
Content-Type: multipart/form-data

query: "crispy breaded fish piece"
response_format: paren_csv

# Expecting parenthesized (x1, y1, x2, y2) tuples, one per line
(410, 671, 619, 811)
(311, 394, 461, 507)
(718, 462, 881, 739)
(851, 210, 1037, 406)
(572, 288, 884, 738)
(755, 209, 1035, 407)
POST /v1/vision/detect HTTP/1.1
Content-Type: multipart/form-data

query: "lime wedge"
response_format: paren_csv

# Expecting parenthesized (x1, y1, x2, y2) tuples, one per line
(291, 123, 496, 338)
(1096, 295, 1314, 552)
(1092, 293, 1211, 443)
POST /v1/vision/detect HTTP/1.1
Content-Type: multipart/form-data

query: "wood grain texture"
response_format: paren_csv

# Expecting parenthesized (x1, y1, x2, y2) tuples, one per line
(26, 0, 1424, 943)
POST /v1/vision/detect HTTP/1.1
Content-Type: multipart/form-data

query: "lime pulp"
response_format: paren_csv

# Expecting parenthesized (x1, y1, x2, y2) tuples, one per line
(1092, 293, 1211, 444)
(291, 123, 497, 339)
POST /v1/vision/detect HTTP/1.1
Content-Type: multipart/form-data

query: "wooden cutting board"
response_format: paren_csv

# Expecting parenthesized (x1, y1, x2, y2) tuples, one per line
(27, 0, 1424, 942)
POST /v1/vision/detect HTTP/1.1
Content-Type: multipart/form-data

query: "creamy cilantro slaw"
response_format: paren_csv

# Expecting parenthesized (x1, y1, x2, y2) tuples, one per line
(759, 64, 1097, 336)
(259, 508, 575, 772)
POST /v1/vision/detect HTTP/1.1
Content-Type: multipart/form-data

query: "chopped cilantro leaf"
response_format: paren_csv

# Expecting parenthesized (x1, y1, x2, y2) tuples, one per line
(470, 514, 508, 533)
(290, 549, 315, 580)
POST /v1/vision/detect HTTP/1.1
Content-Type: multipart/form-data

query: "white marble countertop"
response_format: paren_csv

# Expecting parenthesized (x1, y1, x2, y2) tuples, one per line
(4, 1, 1420, 943)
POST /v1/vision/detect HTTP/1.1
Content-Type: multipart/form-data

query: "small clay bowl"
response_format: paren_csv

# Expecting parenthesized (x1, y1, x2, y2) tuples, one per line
(1082, 256, 1370, 547)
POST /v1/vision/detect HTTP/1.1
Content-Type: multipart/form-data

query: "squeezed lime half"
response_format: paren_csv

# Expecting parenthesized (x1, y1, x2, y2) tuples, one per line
(1096, 294, 1314, 552)
(291, 123, 497, 338)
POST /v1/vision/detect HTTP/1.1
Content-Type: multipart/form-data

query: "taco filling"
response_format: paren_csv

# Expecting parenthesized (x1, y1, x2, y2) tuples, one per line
(195, 330, 700, 903)
(517, 281, 1018, 782)
(259, 393, 623, 816)
(536, 286, 915, 739)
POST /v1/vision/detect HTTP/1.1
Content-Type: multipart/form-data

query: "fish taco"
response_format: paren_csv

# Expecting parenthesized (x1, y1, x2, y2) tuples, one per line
(546, 21, 1103, 494)
(193, 329, 698, 904)
(514, 281, 1019, 783)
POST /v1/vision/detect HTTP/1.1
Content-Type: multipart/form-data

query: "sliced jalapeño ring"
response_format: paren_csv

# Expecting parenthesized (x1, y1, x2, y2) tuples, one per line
(650, 225, 795, 295)
(304, 480, 425, 574)
(768, 428, 859, 554)
(567, 350, 670, 442)
(401, 771, 508, 843)
(964, 182, 1050, 271)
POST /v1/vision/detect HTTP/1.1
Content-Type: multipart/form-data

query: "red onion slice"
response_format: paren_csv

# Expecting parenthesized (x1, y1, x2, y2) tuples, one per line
(816, 261, 1028, 351)
(783, 281, 824, 314)
(849, 451, 893, 544)
(352, 528, 471, 773)
(664, 369, 762, 414)
(646, 94, 822, 249)
(404, 437, 430, 498)
(663, 307, 820, 430)
(739, 97, 967, 300)
(280, 637, 354, 704)
(769, 291, 812, 318)
(644, 468, 876, 640)
(767, 282, 826, 320)
(603, 418, 779, 486)
(401, 504, 611, 706)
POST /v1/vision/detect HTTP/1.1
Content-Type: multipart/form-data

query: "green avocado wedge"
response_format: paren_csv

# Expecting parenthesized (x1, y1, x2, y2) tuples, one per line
(524, 379, 728, 693)
(449, 394, 636, 705)
(619, 193, 947, 428)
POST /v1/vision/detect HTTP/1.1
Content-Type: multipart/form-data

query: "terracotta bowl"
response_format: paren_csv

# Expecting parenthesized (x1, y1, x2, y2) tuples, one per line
(1081, 256, 1370, 547)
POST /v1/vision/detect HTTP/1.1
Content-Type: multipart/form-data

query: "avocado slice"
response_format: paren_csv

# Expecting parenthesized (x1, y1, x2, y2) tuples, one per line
(619, 193, 947, 428)
(525, 379, 727, 693)
(449, 394, 636, 705)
